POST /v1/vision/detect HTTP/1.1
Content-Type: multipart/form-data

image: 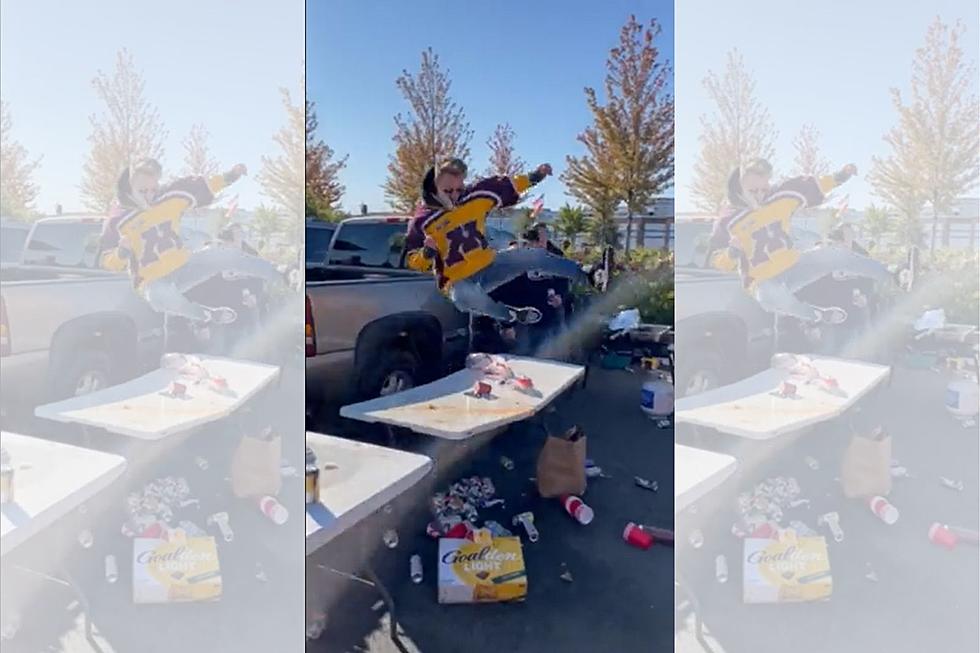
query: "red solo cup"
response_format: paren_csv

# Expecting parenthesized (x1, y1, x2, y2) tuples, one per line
(561, 495, 594, 525)
(473, 381, 492, 397)
(514, 375, 534, 391)
(623, 522, 653, 550)
(751, 522, 780, 539)
(869, 496, 899, 525)
(259, 495, 288, 525)
(170, 381, 187, 397)
(445, 522, 472, 539)
(928, 523, 959, 550)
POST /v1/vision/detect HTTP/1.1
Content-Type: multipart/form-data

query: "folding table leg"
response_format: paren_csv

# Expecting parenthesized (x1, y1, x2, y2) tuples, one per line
(675, 572, 714, 653)
(363, 564, 408, 653)
(11, 564, 101, 651)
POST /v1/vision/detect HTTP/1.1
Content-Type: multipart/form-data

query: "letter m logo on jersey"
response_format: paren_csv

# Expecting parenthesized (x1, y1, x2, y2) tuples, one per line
(750, 222, 792, 266)
(444, 221, 487, 267)
(140, 222, 182, 266)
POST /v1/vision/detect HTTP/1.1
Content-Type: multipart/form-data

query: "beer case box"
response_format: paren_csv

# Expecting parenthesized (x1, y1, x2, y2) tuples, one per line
(437, 536, 527, 604)
(743, 536, 832, 604)
(133, 537, 222, 604)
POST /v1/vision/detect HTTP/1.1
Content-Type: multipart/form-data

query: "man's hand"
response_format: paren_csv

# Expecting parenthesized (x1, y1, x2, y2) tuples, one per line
(535, 163, 553, 178)
(225, 163, 248, 184)
(424, 235, 437, 249)
(501, 327, 517, 343)
(547, 290, 563, 308)
(836, 163, 857, 183)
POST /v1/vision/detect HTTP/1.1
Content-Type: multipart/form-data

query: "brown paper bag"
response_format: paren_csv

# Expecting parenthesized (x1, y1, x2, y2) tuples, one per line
(536, 428, 587, 498)
(230, 433, 282, 498)
(840, 430, 892, 498)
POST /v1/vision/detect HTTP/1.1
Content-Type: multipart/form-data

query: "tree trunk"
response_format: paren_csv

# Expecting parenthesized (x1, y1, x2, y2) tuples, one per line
(624, 206, 634, 255)
(929, 200, 938, 254)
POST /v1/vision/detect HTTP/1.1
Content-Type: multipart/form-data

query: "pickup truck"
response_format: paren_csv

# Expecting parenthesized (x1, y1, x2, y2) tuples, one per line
(0, 216, 163, 413)
(305, 216, 470, 413)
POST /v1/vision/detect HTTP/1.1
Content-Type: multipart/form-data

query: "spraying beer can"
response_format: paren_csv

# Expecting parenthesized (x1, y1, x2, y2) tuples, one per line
(305, 463, 320, 504)
(410, 554, 423, 584)
(0, 462, 13, 505)
(715, 554, 729, 583)
(105, 554, 119, 584)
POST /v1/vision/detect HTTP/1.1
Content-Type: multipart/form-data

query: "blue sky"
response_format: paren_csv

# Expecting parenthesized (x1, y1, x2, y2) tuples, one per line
(306, 0, 674, 214)
(0, 0, 303, 213)
(675, 0, 979, 212)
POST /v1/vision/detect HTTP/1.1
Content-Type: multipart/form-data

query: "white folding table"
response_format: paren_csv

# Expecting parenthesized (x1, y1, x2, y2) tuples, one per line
(1, 431, 127, 643)
(339, 355, 585, 440)
(1, 432, 127, 557)
(305, 432, 433, 652)
(674, 444, 737, 515)
(675, 356, 891, 439)
(34, 356, 280, 440)
(305, 432, 433, 555)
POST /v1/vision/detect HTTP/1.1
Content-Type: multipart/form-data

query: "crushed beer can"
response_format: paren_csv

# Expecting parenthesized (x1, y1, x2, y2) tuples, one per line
(634, 476, 658, 492)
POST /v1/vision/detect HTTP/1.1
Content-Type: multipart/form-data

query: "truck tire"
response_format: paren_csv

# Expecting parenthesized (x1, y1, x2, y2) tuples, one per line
(358, 350, 421, 399)
(49, 350, 113, 401)
(675, 347, 726, 399)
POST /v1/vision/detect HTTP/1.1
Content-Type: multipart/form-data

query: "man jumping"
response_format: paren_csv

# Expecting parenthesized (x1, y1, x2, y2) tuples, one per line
(707, 159, 893, 325)
(100, 158, 282, 329)
(404, 158, 588, 324)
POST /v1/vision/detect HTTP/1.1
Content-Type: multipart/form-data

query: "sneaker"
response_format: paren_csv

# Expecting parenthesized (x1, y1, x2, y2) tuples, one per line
(816, 306, 848, 325)
(203, 306, 238, 325)
(509, 307, 542, 325)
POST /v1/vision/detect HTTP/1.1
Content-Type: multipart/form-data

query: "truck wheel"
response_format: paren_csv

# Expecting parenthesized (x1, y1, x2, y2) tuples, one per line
(50, 350, 112, 400)
(360, 350, 420, 399)
(675, 348, 725, 399)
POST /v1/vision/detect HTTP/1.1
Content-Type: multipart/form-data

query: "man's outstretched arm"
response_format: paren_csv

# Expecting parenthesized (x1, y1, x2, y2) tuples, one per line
(467, 163, 553, 209)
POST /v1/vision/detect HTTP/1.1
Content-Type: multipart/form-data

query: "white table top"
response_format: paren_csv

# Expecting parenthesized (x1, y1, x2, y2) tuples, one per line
(1, 432, 127, 557)
(674, 444, 737, 514)
(34, 356, 280, 440)
(675, 356, 891, 440)
(305, 432, 433, 555)
(339, 356, 585, 440)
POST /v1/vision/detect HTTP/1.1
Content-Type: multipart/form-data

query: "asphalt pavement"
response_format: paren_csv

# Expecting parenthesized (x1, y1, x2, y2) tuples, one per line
(674, 365, 979, 653)
(307, 364, 675, 653)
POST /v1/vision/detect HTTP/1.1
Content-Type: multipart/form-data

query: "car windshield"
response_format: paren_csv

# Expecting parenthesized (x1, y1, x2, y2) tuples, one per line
(22, 221, 103, 268)
(0, 224, 29, 263)
(306, 222, 337, 266)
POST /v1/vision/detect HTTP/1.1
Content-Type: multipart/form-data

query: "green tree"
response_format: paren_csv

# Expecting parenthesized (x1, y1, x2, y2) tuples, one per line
(690, 49, 776, 213)
(511, 207, 535, 238)
(563, 15, 673, 253)
(0, 100, 41, 218)
(554, 203, 588, 246)
(250, 204, 284, 250)
(861, 204, 893, 245)
(869, 18, 979, 252)
(181, 123, 218, 178)
(384, 48, 472, 212)
(791, 123, 829, 178)
(80, 49, 167, 212)
(257, 86, 304, 221)
(305, 194, 343, 222)
(589, 211, 621, 249)
(484, 123, 526, 178)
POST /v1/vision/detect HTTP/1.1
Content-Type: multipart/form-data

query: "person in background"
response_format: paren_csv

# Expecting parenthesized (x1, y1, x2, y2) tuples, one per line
(522, 225, 571, 356)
